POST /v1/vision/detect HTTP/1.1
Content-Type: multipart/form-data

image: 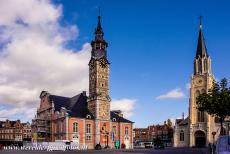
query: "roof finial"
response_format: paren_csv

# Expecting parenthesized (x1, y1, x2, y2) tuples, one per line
(98, 7, 101, 17)
(97, 7, 101, 27)
(199, 16, 202, 29)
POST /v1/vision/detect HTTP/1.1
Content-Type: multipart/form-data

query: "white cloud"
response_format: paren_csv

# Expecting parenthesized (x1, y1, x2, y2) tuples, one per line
(111, 99, 137, 119)
(0, 0, 91, 121)
(156, 88, 185, 100)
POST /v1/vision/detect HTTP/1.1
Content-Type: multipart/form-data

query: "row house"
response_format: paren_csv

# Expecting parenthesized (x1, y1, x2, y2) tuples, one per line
(0, 120, 32, 145)
(134, 123, 173, 145)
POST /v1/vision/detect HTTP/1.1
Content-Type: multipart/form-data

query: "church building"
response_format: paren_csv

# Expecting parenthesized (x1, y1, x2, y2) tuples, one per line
(32, 15, 133, 149)
(174, 19, 229, 147)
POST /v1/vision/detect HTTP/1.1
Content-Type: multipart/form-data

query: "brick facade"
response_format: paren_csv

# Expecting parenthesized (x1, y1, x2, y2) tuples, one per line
(32, 15, 133, 149)
(0, 120, 31, 145)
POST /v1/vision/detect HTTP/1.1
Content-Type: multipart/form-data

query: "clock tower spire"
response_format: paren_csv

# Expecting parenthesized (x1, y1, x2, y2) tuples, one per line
(88, 14, 110, 120)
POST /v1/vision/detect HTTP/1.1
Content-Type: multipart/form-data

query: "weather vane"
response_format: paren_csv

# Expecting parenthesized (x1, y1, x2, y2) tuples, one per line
(199, 16, 202, 29)
(98, 7, 101, 17)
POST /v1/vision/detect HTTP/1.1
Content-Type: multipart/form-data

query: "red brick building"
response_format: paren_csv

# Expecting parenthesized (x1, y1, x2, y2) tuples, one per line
(134, 123, 173, 145)
(0, 120, 32, 145)
(32, 15, 134, 149)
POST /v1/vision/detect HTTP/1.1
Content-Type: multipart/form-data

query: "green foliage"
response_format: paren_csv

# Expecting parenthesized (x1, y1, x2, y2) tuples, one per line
(167, 119, 172, 127)
(196, 78, 230, 135)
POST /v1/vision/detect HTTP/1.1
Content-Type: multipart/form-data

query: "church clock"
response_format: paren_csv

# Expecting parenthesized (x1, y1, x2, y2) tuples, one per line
(88, 15, 110, 120)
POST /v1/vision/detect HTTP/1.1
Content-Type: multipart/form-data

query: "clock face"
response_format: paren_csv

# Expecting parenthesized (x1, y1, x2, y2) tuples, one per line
(195, 78, 203, 85)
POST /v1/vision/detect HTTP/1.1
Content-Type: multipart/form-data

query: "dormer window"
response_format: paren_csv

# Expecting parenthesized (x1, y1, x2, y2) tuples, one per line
(112, 118, 116, 122)
(86, 115, 91, 119)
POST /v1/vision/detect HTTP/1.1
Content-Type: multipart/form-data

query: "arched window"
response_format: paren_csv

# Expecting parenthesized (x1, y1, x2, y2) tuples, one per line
(198, 60, 202, 73)
(180, 130, 184, 141)
(125, 127, 129, 135)
(201, 89, 206, 94)
(195, 90, 200, 98)
(86, 115, 91, 119)
(73, 122, 78, 133)
(197, 111, 205, 122)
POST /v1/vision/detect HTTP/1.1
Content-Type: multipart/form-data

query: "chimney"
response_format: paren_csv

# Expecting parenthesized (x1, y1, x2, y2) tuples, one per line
(82, 91, 86, 96)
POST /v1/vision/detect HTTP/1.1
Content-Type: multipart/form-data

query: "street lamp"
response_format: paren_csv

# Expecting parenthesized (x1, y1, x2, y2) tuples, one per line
(211, 132, 216, 154)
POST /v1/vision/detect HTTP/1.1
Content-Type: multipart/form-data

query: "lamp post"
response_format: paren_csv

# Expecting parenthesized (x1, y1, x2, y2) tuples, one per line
(228, 123, 230, 146)
(211, 132, 216, 154)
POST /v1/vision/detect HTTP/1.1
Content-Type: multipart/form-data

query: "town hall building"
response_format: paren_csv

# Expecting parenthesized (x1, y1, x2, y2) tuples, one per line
(32, 15, 133, 149)
(174, 20, 229, 147)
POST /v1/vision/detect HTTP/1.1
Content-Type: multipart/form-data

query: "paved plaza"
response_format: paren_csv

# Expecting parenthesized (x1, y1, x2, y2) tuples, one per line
(0, 147, 210, 154)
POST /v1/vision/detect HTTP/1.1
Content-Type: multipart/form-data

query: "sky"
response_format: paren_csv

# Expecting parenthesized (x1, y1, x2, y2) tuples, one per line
(0, 0, 230, 128)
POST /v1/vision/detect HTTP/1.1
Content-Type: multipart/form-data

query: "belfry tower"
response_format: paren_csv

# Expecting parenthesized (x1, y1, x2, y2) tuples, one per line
(188, 18, 215, 147)
(88, 15, 111, 145)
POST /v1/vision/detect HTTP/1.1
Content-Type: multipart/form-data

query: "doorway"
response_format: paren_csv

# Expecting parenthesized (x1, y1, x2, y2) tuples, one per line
(194, 130, 206, 147)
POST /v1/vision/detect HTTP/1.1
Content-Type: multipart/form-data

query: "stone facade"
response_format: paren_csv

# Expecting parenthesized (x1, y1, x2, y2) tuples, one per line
(174, 21, 230, 148)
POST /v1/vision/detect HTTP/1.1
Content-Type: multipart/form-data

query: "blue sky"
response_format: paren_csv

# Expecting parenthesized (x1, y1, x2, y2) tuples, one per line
(0, 0, 230, 128)
(54, 0, 230, 127)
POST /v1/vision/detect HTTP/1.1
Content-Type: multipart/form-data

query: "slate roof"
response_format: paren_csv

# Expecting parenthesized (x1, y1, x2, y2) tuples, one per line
(48, 92, 132, 123)
(49, 92, 94, 119)
(196, 25, 208, 58)
(110, 111, 133, 123)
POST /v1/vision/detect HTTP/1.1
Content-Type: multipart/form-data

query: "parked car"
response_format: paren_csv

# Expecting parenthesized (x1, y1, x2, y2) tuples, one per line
(154, 142, 165, 149)
(144, 142, 153, 148)
(0, 144, 3, 150)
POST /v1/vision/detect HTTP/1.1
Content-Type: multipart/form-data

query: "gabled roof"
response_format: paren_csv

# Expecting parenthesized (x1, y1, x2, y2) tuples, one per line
(176, 117, 189, 126)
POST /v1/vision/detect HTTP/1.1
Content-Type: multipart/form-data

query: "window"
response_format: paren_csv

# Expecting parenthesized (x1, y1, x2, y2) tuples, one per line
(180, 130, 184, 141)
(112, 126, 116, 141)
(125, 127, 128, 135)
(73, 122, 78, 133)
(86, 124, 91, 134)
(96, 44, 100, 50)
(112, 126, 116, 135)
(86, 135, 91, 141)
(197, 111, 205, 122)
(86, 115, 91, 119)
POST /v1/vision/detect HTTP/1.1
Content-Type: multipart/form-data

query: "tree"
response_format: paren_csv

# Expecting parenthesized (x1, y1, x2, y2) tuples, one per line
(196, 78, 230, 135)
(167, 119, 172, 127)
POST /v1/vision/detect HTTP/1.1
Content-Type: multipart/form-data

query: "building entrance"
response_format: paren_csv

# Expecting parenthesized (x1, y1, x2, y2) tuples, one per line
(195, 130, 206, 147)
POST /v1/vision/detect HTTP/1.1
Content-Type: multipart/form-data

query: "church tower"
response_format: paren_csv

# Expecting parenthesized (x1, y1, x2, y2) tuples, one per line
(88, 15, 110, 120)
(189, 18, 215, 147)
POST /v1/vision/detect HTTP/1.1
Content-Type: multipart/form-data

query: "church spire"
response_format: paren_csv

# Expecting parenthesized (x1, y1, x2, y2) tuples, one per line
(194, 17, 212, 75)
(195, 16, 208, 58)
